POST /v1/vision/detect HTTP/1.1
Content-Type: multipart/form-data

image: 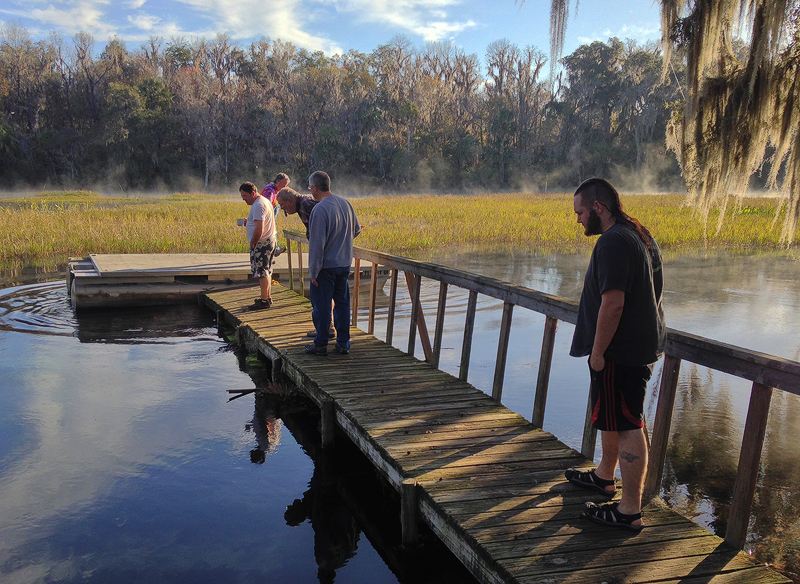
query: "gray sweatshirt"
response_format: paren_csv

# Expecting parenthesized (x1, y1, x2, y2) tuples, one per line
(307, 194, 361, 279)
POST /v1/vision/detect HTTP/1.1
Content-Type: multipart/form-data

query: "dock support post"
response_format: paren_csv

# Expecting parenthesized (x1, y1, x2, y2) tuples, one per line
(401, 478, 419, 547)
(320, 398, 336, 449)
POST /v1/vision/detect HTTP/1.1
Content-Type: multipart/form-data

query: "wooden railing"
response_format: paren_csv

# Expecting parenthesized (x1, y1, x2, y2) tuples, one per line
(282, 229, 800, 550)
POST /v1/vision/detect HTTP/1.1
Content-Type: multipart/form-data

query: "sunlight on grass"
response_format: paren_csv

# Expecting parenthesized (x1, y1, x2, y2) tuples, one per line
(0, 192, 796, 275)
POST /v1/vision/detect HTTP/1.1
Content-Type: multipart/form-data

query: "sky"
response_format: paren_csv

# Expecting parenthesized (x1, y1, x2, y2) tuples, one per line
(0, 0, 663, 66)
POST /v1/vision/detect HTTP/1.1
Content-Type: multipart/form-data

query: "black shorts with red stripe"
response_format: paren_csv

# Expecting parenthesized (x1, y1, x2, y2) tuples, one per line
(589, 358, 652, 432)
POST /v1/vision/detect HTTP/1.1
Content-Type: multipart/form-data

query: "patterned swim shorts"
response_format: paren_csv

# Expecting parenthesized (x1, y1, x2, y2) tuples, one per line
(250, 238, 276, 279)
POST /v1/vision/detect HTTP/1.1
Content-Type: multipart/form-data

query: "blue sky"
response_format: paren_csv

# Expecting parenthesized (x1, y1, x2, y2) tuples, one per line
(0, 0, 662, 64)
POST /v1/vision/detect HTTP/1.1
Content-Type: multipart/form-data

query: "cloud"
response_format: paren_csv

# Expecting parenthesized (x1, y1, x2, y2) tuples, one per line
(576, 23, 661, 46)
(127, 12, 160, 31)
(326, 0, 476, 43)
(1, 0, 117, 38)
(171, 0, 343, 54)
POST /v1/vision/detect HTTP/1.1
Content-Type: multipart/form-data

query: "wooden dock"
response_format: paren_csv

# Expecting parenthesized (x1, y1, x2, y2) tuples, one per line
(67, 253, 390, 310)
(202, 283, 790, 584)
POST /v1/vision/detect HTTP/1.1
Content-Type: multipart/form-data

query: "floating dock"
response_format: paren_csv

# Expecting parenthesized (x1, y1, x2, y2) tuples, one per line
(200, 283, 790, 584)
(67, 253, 391, 310)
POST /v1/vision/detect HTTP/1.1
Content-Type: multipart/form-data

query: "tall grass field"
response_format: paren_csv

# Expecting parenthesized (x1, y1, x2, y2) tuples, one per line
(0, 191, 796, 276)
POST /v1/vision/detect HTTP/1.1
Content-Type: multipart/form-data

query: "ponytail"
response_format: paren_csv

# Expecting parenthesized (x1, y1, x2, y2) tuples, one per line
(575, 178, 653, 248)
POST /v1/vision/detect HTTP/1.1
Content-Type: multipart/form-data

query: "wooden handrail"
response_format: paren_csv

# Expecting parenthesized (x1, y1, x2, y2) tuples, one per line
(283, 228, 800, 549)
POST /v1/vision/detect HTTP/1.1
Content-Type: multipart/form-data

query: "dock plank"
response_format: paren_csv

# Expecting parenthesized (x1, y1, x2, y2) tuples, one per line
(202, 284, 791, 584)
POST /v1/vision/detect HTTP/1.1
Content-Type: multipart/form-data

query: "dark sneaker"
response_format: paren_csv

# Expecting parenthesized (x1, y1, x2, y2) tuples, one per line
(274, 246, 287, 257)
(244, 298, 271, 312)
(304, 343, 327, 356)
(334, 343, 350, 355)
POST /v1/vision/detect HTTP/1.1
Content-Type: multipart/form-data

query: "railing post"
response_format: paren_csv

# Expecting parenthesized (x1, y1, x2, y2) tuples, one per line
(297, 242, 305, 298)
(459, 290, 478, 382)
(352, 258, 361, 327)
(286, 238, 294, 292)
(368, 262, 379, 335)
(492, 302, 514, 402)
(407, 272, 421, 357)
(531, 316, 558, 428)
(644, 354, 682, 503)
(725, 382, 773, 549)
(432, 282, 448, 368)
(386, 269, 398, 346)
(404, 273, 433, 362)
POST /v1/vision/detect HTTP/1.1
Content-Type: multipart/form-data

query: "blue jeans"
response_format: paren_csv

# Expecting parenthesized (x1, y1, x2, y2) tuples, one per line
(310, 266, 351, 348)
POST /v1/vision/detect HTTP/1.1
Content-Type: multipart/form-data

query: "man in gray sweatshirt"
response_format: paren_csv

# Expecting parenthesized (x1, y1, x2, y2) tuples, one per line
(305, 171, 361, 356)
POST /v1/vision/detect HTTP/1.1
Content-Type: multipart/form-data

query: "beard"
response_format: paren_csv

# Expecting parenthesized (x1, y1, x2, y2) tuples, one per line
(584, 208, 603, 236)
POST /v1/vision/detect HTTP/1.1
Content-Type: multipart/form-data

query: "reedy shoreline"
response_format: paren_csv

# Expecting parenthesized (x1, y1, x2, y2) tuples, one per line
(1, 191, 796, 278)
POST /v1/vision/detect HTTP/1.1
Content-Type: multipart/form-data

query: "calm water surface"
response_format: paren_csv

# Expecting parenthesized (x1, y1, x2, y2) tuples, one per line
(2, 252, 799, 582)
(0, 282, 475, 584)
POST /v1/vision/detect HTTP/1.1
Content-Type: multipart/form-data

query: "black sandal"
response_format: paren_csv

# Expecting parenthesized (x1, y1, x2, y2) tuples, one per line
(583, 501, 643, 531)
(564, 468, 617, 497)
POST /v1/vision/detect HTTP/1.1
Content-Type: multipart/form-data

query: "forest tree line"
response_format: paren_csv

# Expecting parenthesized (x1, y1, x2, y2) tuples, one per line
(0, 25, 691, 193)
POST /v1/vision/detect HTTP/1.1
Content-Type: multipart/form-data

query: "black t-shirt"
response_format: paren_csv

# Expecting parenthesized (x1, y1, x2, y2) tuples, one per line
(570, 222, 666, 366)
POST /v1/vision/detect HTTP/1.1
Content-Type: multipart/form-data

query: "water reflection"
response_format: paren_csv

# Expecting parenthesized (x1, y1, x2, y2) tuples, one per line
(0, 282, 478, 584)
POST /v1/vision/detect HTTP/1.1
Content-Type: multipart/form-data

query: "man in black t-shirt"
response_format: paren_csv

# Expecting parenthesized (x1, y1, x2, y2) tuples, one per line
(565, 178, 665, 532)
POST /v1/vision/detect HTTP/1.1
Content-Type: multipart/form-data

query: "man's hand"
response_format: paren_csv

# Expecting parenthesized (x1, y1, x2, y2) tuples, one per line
(311, 278, 318, 287)
(590, 352, 605, 372)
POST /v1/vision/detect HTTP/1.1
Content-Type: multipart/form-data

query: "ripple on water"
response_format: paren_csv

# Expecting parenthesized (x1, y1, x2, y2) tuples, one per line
(0, 281, 77, 336)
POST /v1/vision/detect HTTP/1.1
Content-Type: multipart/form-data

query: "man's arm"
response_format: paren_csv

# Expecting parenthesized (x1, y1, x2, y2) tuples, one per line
(250, 220, 264, 249)
(590, 289, 625, 371)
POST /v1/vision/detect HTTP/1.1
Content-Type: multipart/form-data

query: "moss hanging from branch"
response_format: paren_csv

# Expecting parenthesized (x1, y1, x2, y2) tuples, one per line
(663, 0, 800, 244)
(536, 0, 800, 243)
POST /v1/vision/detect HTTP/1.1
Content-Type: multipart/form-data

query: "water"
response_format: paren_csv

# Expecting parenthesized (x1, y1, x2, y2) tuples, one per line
(2, 252, 799, 582)
(354, 251, 800, 579)
(0, 283, 476, 584)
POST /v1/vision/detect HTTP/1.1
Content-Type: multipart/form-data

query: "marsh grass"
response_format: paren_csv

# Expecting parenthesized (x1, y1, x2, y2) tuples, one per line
(0, 192, 796, 276)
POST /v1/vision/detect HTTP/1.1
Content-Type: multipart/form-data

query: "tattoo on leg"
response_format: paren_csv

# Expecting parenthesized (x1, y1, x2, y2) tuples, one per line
(620, 451, 639, 463)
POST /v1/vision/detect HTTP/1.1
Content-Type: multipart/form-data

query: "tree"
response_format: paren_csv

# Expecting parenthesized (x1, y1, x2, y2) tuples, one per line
(543, 0, 800, 242)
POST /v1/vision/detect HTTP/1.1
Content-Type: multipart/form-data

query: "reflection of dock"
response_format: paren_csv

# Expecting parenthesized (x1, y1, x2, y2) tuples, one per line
(67, 253, 390, 310)
(203, 281, 792, 584)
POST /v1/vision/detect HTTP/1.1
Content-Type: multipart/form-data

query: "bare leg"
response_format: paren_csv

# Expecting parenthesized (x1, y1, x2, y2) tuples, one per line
(259, 276, 272, 301)
(595, 430, 619, 494)
(616, 427, 647, 522)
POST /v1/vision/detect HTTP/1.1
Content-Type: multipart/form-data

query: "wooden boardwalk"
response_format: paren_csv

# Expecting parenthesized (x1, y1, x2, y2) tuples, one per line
(202, 284, 790, 584)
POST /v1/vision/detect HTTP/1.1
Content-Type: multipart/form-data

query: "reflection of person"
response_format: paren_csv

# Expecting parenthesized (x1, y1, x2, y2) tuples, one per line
(284, 463, 360, 584)
(566, 178, 665, 532)
(276, 187, 317, 238)
(248, 400, 283, 463)
(305, 171, 361, 356)
(240, 181, 277, 311)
